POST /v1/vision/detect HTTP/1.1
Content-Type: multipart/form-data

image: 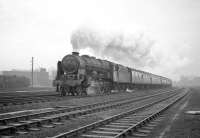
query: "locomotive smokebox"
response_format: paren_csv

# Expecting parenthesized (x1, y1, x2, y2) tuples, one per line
(72, 52, 79, 56)
(61, 53, 80, 73)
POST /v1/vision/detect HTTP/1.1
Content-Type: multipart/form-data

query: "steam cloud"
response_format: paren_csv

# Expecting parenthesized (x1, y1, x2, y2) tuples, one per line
(71, 27, 158, 69)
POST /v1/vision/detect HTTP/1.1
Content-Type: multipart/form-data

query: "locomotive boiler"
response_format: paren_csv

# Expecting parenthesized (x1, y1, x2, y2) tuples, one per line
(54, 52, 172, 96)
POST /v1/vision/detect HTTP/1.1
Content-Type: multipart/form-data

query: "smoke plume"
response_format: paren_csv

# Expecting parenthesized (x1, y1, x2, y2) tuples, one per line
(70, 27, 158, 69)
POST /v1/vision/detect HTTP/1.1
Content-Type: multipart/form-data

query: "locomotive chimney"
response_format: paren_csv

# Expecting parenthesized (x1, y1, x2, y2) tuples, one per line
(72, 52, 79, 56)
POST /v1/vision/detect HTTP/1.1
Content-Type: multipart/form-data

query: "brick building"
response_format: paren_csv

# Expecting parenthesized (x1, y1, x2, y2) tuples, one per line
(2, 68, 51, 87)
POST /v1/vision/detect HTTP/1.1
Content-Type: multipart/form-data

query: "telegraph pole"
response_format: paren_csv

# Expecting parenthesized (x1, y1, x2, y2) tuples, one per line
(31, 57, 34, 87)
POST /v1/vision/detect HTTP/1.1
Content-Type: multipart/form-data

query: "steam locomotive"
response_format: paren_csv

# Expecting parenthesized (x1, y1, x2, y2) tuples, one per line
(54, 52, 172, 96)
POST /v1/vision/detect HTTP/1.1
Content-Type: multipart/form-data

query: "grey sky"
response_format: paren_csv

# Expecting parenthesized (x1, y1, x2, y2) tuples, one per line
(0, 0, 200, 80)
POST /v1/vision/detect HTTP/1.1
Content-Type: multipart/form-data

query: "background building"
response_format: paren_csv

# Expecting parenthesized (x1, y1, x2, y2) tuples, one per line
(2, 68, 51, 87)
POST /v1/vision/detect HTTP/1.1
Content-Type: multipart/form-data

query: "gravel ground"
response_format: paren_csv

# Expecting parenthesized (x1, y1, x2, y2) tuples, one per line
(142, 87, 200, 138)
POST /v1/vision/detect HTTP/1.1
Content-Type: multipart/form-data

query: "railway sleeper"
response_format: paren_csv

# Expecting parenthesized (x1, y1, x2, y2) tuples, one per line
(98, 127, 124, 132)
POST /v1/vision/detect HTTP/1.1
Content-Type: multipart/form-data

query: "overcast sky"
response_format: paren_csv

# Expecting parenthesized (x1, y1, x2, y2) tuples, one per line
(0, 0, 200, 81)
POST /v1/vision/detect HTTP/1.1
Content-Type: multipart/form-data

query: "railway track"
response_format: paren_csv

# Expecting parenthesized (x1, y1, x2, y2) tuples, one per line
(0, 88, 180, 137)
(0, 88, 168, 108)
(0, 93, 60, 107)
(0, 90, 124, 107)
(48, 89, 187, 138)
